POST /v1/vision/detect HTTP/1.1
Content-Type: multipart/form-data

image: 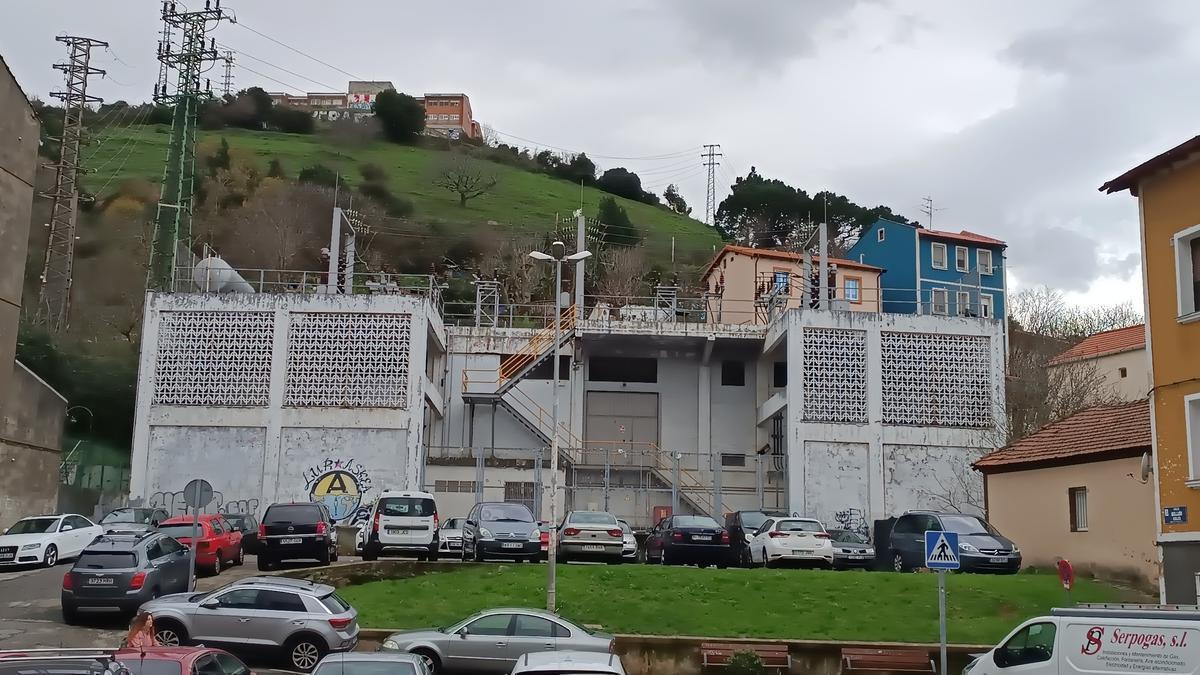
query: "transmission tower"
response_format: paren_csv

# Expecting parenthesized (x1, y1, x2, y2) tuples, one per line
(702, 143, 722, 226)
(36, 35, 107, 332)
(148, 0, 229, 292)
(221, 50, 234, 97)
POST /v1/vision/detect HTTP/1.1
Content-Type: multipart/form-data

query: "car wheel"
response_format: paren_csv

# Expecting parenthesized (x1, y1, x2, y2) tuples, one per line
(362, 545, 378, 562)
(61, 603, 79, 625)
(761, 548, 771, 568)
(412, 649, 440, 675)
(286, 635, 325, 672)
(459, 545, 468, 562)
(154, 620, 187, 647)
(331, 545, 339, 563)
(317, 545, 331, 566)
(43, 545, 58, 568)
(235, 547, 245, 566)
(212, 552, 223, 575)
(427, 544, 439, 562)
(472, 542, 483, 563)
(893, 552, 906, 573)
(257, 555, 274, 571)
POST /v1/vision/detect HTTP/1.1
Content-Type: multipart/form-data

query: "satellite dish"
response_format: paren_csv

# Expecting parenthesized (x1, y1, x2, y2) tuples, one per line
(1140, 452, 1154, 482)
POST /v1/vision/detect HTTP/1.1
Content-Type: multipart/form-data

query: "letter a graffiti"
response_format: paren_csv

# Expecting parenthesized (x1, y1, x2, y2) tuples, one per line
(326, 472, 350, 495)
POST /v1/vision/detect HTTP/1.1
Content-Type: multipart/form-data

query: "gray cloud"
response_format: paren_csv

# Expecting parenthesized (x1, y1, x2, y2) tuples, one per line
(1001, 7, 1185, 75)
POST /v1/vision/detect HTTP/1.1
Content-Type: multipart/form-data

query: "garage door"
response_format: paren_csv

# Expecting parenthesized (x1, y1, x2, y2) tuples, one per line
(585, 391, 659, 466)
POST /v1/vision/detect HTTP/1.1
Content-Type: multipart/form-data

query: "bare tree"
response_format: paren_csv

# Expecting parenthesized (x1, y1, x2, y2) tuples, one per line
(595, 246, 647, 298)
(196, 182, 332, 270)
(431, 155, 498, 207)
(1011, 286, 1142, 338)
(915, 458, 986, 515)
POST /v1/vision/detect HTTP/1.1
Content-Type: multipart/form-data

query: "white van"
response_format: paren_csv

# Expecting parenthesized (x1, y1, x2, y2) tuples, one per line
(361, 490, 440, 561)
(969, 605, 1200, 675)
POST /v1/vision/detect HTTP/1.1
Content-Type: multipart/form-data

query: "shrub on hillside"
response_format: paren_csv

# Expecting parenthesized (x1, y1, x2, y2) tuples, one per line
(267, 158, 286, 179)
(298, 163, 339, 188)
(372, 89, 425, 144)
(596, 196, 641, 247)
(597, 167, 658, 205)
(269, 105, 315, 134)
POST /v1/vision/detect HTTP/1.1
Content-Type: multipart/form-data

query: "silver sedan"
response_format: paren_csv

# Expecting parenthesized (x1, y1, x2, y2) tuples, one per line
(379, 607, 613, 675)
(557, 511, 624, 563)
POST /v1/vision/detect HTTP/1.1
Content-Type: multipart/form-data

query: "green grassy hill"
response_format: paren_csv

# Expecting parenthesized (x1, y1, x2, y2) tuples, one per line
(85, 125, 721, 260)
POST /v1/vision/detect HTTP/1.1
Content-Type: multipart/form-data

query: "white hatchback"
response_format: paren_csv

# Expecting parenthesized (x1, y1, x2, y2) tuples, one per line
(511, 651, 626, 675)
(748, 517, 835, 568)
(362, 491, 441, 561)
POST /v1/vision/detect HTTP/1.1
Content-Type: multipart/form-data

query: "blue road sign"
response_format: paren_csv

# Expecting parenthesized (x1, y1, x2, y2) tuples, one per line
(925, 530, 960, 570)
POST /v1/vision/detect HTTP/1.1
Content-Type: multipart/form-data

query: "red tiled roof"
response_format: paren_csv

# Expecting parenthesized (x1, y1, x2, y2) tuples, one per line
(1100, 135, 1200, 196)
(974, 400, 1150, 472)
(701, 244, 883, 280)
(918, 229, 1007, 246)
(1046, 324, 1146, 366)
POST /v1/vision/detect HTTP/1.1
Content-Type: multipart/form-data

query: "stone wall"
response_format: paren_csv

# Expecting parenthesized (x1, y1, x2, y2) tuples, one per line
(0, 363, 66, 527)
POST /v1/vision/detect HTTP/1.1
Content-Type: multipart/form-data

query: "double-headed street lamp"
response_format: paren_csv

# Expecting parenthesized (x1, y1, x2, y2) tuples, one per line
(529, 240, 591, 612)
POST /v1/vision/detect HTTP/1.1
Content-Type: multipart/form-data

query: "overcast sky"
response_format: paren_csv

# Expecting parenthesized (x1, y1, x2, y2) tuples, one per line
(4, 0, 1196, 308)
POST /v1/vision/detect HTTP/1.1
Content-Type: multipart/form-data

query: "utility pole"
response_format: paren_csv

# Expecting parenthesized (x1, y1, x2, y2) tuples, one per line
(36, 35, 107, 333)
(220, 50, 234, 97)
(702, 143, 722, 227)
(148, 0, 228, 292)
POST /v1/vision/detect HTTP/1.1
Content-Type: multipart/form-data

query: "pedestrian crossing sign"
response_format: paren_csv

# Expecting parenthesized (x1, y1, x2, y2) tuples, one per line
(925, 530, 960, 570)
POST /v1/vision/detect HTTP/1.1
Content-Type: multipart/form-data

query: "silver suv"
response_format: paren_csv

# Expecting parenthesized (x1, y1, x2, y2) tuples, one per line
(141, 576, 358, 672)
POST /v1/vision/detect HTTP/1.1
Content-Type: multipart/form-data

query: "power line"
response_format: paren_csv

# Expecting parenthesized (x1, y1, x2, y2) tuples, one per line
(217, 41, 338, 91)
(234, 20, 364, 81)
(236, 62, 306, 93)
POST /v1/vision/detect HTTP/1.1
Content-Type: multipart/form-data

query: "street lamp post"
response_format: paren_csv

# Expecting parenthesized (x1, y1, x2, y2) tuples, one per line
(529, 241, 590, 612)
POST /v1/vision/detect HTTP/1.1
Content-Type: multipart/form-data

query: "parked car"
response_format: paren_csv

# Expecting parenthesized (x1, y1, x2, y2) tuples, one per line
(828, 529, 875, 569)
(0, 647, 252, 675)
(512, 651, 626, 675)
(257, 502, 338, 570)
(362, 491, 440, 562)
(438, 518, 465, 555)
(725, 510, 786, 567)
(222, 514, 259, 555)
(142, 575, 359, 672)
(314, 651, 430, 675)
(61, 531, 191, 622)
(557, 511, 623, 563)
(460, 502, 541, 563)
(748, 517, 834, 568)
(158, 515, 243, 574)
(379, 607, 613, 674)
(644, 515, 730, 567)
(618, 520, 637, 561)
(887, 511, 1021, 573)
(98, 508, 169, 535)
(0, 514, 102, 568)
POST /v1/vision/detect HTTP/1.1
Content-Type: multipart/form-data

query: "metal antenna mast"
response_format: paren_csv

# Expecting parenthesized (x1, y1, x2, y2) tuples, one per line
(702, 143, 722, 226)
(220, 50, 234, 96)
(148, 0, 229, 292)
(36, 35, 107, 332)
(919, 195, 945, 229)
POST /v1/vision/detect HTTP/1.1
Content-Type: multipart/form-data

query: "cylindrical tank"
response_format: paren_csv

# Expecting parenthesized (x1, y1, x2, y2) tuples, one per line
(192, 257, 255, 293)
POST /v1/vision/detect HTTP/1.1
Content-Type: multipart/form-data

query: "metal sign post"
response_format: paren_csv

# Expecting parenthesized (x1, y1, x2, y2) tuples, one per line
(925, 530, 961, 675)
(182, 479, 214, 591)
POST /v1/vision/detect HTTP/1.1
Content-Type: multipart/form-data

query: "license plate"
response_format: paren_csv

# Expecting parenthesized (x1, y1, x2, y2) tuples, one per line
(501, 542, 523, 549)
(448, 542, 462, 548)
(0, 554, 13, 561)
(793, 549, 812, 554)
(582, 545, 604, 552)
(850, 555, 868, 560)
(280, 538, 302, 545)
(693, 535, 712, 541)
(989, 557, 1006, 564)
(87, 577, 114, 585)
(386, 528, 409, 535)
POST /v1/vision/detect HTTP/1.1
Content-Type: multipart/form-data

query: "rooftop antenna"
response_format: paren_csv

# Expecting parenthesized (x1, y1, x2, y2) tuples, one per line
(919, 195, 945, 229)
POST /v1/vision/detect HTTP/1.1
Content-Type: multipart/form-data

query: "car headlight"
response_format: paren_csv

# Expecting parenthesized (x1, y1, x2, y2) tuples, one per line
(959, 542, 979, 553)
(478, 528, 493, 540)
(381, 639, 400, 651)
(865, 548, 875, 556)
(529, 530, 541, 542)
(1011, 546, 1020, 554)
(20, 543, 43, 551)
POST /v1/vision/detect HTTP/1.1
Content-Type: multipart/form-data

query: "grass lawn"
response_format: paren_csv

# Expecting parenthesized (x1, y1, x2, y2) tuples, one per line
(84, 125, 721, 261)
(337, 564, 1124, 645)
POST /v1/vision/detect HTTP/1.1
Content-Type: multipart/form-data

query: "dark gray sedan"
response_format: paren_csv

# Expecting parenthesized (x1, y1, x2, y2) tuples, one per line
(379, 607, 613, 675)
(827, 529, 875, 569)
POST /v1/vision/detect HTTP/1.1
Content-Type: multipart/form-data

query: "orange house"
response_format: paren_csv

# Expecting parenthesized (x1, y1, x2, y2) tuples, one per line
(1102, 135, 1200, 602)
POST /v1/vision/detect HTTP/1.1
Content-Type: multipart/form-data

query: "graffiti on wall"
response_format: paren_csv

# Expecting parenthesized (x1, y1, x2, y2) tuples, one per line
(833, 507, 870, 538)
(148, 489, 261, 517)
(303, 458, 374, 522)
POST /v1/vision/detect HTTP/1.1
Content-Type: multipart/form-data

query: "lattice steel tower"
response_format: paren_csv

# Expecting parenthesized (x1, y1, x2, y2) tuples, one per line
(36, 35, 107, 332)
(148, 0, 228, 292)
(220, 50, 234, 97)
(702, 143, 722, 226)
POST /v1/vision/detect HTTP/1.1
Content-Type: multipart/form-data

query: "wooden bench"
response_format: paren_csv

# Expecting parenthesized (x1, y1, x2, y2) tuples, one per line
(842, 648, 936, 674)
(701, 642, 791, 672)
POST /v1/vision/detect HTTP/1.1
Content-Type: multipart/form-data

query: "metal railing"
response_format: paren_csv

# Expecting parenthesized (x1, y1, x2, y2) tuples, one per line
(176, 265, 442, 301)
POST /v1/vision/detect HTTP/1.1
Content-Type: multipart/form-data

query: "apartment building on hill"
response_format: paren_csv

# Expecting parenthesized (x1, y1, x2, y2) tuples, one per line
(266, 81, 480, 139)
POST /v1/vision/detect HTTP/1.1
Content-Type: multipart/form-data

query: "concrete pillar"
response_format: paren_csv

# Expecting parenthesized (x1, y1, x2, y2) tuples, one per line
(260, 306, 289, 504)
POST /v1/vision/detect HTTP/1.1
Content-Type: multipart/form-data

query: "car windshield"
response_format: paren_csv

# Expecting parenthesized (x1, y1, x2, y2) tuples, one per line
(833, 530, 868, 544)
(100, 509, 156, 525)
(77, 551, 137, 569)
(673, 516, 719, 529)
(224, 514, 247, 528)
(939, 515, 999, 536)
(158, 524, 205, 539)
(121, 660, 183, 675)
(777, 520, 823, 533)
(314, 662, 416, 675)
(5, 517, 59, 534)
(570, 512, 617, 526)
(443, 518, 464, 529)
(481, 504, 533, 522)
(740, 511, 771, 530)
(265, 505, 321, 523)
(378, 497, 435, 517)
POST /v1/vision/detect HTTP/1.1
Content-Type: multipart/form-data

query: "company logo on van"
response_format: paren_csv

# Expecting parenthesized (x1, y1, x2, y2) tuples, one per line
(1082, 627, 1104, 655)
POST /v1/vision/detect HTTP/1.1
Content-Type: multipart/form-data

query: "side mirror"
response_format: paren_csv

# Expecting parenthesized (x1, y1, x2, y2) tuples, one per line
(151, 521, 160, 529)
(458, 628, 469, 639)
(62, 525, 74, 532)
(200, 599, 219, 610)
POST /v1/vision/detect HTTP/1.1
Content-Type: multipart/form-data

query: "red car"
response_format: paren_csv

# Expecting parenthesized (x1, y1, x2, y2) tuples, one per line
(114, 647, 254, 675)
(158, 515, 243, 574)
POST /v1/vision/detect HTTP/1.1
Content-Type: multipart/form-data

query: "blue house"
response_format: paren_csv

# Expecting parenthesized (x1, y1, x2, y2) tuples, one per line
(846, 219, 1007, 322)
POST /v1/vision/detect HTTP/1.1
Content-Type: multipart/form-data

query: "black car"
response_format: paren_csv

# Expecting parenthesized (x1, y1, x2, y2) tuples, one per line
(828, 529, 875, 569)
(257, 502, 339, 570)
(887, 511, 1021, 573)
(222, 513, 259, 554)
(61, 531, 191, 622)
(461, 502, 541, 562)
(725, 510, 787, 567)
(645, 515, 730, 567)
